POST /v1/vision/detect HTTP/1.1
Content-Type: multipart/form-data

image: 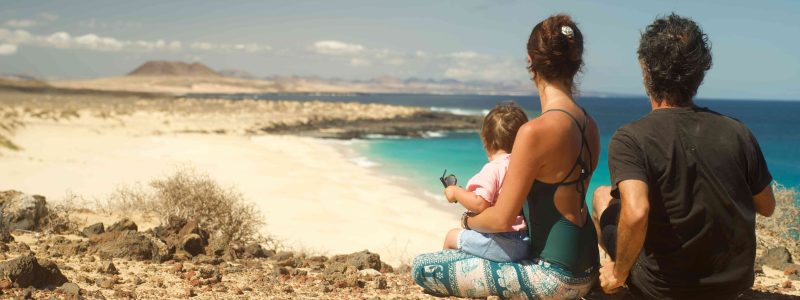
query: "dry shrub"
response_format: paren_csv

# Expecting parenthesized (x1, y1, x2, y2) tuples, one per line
(41, 192, 89, 234)
(107, 168, 268, 247)
(103, 183, 155, 215)
(756, 183, 800, 256)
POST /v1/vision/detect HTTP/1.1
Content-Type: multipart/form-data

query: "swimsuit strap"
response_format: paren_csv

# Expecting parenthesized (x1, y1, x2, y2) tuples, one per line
(541, 107, 594, 208)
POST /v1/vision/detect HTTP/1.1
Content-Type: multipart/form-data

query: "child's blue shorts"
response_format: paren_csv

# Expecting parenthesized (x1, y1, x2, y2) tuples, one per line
(458, 229, 531, 262)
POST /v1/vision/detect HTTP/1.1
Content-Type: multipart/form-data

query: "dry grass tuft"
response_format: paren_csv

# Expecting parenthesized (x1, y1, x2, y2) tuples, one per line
(106, 168, 269, 247)
(756, 183, 800, 257)
(40, 192, 89, 234)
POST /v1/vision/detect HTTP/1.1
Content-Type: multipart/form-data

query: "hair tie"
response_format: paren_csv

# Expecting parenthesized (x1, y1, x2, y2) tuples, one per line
(561, 25, 574, 38)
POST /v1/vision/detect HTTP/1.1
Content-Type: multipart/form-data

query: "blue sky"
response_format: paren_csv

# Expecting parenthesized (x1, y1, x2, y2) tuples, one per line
(0, 0, 798, 100)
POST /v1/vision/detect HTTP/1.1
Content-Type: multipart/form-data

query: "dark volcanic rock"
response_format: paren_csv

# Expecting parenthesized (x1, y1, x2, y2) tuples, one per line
(99, 261, 118, 275)
(181, 234, 204, 257)
(150, 217, 209, 258)
(0, 190, 48, 231)
(82, 222, 105, 237)
(107, 218, 137, 232)
(88, 230, 168, 261)
(0, 227, 13, 243)
(48, 236, 88, 257)
(0, 256, 68, 288)
(261, 111, 482, 139)
(330, 250, 382, 271)
(243, 243, 271, 258)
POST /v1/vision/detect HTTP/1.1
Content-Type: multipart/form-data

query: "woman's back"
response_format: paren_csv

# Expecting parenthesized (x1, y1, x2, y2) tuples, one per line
(523, 106, 600, 275)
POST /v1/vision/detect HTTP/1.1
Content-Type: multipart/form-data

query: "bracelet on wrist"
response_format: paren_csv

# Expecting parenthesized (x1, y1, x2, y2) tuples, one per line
(461, 212, 471, 230)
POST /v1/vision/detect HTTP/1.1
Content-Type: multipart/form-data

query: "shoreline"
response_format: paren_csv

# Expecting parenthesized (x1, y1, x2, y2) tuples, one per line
(0, 90, 465, 266)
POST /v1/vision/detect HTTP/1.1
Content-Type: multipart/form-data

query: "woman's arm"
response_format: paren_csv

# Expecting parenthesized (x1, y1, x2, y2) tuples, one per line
(445, 186, 491, 213)
(466, 123, 541, 233)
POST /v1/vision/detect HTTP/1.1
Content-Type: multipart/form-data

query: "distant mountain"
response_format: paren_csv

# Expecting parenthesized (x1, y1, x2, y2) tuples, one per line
(0, 73, 51, 89)
(127, 61, 220, 77)
(217, 69, 258, 79)
(264, 75, 533, 95)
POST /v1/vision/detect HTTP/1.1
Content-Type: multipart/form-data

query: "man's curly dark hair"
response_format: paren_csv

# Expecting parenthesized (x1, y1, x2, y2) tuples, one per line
(638, 13, 712, 106)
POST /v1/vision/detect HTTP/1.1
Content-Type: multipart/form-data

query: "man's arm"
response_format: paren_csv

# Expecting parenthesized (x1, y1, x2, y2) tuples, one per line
(445, 186, 491, 213)
(600, 179, 649, 294)
(753, 184, 775, 217)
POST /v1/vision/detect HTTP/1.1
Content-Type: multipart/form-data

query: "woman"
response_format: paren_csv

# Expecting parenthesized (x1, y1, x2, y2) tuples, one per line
(412, 14, 600, 299)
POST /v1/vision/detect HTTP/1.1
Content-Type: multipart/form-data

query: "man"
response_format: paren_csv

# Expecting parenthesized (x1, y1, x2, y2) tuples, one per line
(591, 13, 776, 300)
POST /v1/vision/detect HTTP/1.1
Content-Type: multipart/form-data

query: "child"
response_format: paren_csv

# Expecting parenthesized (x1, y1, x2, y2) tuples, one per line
(442, 102, 530, 262)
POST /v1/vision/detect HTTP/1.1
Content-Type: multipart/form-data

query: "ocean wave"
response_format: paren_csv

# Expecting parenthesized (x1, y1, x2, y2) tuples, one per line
(350, 156, 380, 168)
(423, 190, 447, 203)
(422, 131, 447, 138)
(429, 106, 489, 116)
(363, 134, 410, 139)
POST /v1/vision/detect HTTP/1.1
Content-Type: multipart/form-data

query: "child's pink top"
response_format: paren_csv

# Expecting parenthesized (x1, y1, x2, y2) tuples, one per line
(465, 153, 527, 232)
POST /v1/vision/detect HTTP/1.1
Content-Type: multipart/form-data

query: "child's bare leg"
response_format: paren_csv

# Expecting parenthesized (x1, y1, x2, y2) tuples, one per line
(442, 228, 463, 250)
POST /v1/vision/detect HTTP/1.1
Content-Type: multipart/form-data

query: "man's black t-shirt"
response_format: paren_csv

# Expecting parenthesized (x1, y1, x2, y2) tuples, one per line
(608, 106, 772, 299)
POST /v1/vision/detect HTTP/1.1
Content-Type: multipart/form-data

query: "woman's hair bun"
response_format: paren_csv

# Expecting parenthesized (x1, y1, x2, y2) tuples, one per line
(527, 14, 584, 90)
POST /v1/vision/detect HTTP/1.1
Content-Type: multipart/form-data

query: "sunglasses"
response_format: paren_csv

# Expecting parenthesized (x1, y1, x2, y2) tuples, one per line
(439, 169, 458, 188)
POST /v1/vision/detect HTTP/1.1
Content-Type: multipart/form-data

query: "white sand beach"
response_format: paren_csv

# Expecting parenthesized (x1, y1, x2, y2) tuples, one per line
(0, 93, 458, 266)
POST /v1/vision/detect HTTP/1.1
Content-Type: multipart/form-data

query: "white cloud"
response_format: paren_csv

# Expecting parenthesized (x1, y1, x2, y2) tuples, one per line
(74, 34, 123, 51)
(0, 43, 17, 55)
(312, 40, 364, 55)
(190, 42, 271, 53)
(0, 28, 183, 52)
(5, 19, 37, 28)
(46, 32, 71, 47)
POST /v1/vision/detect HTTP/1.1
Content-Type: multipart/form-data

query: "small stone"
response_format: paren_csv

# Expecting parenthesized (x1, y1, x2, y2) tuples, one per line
(273, 267, 290, 276)
(291, 268, 308, 276)
(86, 256, 96, 263)
(782, 280, 793, 289)
(380, 262, 394, 273)
(232, 287, 243, 295)
(174, 263, 184, 273)
(22, 287, 34, 300)
(373, 277, 388, 289)
(282, 285, 294, 293)
(132, 276, 143, 285)
(60, 282, 81, 296)
(358, 268, 382, 280)
(190, 279, 201, 287)
(185, 270, 196, 280)
(785, 265, 798, 276)
(244, 243, 270, 258)
(186, 287, 195, 297)
(98, 277, 114, 289)
(107, 218, 137, 232)
(82, 223, 105, 237)
(99, 261, 119, 275)
(271, 251, 294, 261)
(759, 247, 793, 270)
(321, 285, 333, 293)
(0, 279, 11, 289)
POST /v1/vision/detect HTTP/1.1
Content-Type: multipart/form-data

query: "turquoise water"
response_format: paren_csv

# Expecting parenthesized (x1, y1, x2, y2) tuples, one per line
(349, 96, 800, 207)
(205, 93, 800, 206)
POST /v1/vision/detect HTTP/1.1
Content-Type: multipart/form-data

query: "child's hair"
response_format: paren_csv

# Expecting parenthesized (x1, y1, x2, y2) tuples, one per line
(481, 102, 529, 154)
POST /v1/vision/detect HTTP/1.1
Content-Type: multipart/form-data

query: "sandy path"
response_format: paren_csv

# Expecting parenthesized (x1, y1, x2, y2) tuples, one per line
(0, 121, 458, 265)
